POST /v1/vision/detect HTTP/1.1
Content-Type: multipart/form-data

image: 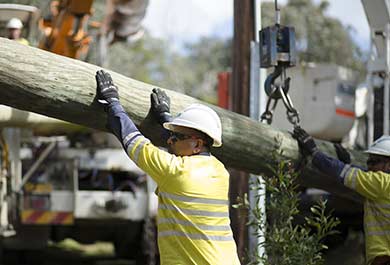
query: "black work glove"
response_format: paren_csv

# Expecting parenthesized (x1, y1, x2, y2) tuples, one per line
(96, 70, 119, 105)
(150, 88, 172, 125)
(292, 126, 319, 156)
(334, 143, 351, 164)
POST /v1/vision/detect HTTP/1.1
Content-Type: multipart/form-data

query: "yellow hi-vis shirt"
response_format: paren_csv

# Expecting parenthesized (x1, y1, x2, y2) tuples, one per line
(126, 134, 241, 265)
(16, 38, 29, 45)
(343, 166, 390, 264)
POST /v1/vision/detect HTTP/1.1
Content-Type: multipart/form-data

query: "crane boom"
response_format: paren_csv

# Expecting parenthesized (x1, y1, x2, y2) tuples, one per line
(362, 0, 390, 141)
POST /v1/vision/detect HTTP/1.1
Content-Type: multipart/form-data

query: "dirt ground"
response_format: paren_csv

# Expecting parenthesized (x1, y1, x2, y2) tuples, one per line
(324, 229, 365, 265)
(1, 239, 136, 265)
(1, 230, 365, 265)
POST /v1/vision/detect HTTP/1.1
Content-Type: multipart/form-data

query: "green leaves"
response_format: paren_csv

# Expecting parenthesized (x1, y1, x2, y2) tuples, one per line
(245, 138, 340, 265)
(88, 33, 231, 104)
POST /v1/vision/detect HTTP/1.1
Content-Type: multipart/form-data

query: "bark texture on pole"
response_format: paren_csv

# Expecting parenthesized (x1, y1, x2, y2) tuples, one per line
(0, 38, 366, 203)
(0, 105, 86, 134)
(232, 0, 254, 114)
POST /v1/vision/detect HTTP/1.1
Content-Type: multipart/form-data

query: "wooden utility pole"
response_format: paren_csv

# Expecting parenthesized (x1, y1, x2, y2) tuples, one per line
(232, 0, 254, 115)
(230, 0, 255, 261)
(0, 37, 365, 201)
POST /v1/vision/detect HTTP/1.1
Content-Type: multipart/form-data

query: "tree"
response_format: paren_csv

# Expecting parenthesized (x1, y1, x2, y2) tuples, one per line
(237, 139, 340, 265)
(181, 37, 232, 103)
(261, 0, 364, 73)
(104, 34, 180, 86)
(98, 35, 232, 105)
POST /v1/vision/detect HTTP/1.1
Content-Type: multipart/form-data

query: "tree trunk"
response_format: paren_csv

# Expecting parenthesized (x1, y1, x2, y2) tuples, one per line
(0, 38, 365, 203)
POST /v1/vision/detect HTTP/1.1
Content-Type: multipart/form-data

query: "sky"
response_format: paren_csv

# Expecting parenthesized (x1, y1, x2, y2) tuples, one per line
(143, 0, 371, 52)
(143, 0, 234, 48)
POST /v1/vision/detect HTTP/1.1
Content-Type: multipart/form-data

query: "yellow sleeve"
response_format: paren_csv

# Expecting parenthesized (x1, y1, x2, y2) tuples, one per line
(344, 168, 390, 200)
(16, 38, 29, 45)
(126, 135, 181, 186)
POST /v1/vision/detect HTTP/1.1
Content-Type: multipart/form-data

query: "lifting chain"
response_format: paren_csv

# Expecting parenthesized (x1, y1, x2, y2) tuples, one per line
(260, 65, 301, 127)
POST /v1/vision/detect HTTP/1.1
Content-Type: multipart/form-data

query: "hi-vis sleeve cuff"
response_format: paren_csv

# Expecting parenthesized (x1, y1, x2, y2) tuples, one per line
(106, 102, 174, 186)
(343, 166, 358, 190)
(125, 133, 150, 162)
(107, 101, 143, 150)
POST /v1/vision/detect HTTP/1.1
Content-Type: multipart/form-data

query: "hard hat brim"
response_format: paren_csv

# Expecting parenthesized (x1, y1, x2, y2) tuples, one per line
(163, 121, 222, 147)
(364, 149, 390, 157)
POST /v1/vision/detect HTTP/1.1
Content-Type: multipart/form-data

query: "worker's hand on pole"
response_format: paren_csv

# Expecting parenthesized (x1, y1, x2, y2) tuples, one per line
(334, 143, 351, 164)
(150, 88, 171, 125)
(293, 126, 318, 156)
(96, 70, 119, 105)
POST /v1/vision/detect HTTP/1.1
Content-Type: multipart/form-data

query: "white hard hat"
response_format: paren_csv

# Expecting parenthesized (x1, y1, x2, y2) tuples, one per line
(163, 104, 222, 147)
(6, 18, 23, 29)
(365, 135, 390, 157)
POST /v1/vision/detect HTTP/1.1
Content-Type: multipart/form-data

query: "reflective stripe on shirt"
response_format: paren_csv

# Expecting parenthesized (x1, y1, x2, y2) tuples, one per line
(367, 202, 390, 209)
(366, 230, 390, 236)
(340, 164, 351, 180)
(366, 220, 390, 227)
(126, 136, 150, 161)
(158, 230, 234, 241)
(365, 210, 390, 218)
(159, 191, 229, 205)
(123, 131, 141, 146)
(159, 204, 229, 218)
(365, 203, 390, 233)
(158, 217, 231, 231)
(366, 202, 390, 215)
(344, 167, 358, 190)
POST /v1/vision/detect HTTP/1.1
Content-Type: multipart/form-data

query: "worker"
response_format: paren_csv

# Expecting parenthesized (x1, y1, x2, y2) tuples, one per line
(95, 70, 241, 265)
(6, 18, 29, 45)
(293, 126, 390, 265)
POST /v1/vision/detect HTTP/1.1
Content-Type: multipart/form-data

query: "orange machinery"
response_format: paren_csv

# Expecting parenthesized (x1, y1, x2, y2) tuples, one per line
(38, 0, 148, 61)
(38, 0, 95, 60)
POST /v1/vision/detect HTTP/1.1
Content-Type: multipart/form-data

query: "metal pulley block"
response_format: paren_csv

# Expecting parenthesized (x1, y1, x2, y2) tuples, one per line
(259, 0, 300, 127)
(259, 25, 296, 68)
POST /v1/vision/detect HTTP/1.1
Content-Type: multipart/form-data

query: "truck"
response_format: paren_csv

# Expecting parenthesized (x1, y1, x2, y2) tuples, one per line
(271, 63, 357, 142)
(0, 2, 158, 264)
(0, 110, 159, 264)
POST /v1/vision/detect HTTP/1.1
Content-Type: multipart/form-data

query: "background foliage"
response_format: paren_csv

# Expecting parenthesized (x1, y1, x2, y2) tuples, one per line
(235, 138, 340, 265)
(261, 0, 365, 74)
(1, 0, 366, 102)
